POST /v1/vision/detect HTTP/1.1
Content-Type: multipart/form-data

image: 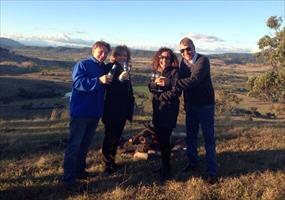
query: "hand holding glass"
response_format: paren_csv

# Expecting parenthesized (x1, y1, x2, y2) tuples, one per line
(155, 76, 166, 87)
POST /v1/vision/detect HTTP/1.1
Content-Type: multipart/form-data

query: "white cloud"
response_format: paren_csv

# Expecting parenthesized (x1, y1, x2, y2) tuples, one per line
(177, 32, 257, 54)
(1, 33, 95, 47)
(1, 32, 256, 54)
(185, 32, 224, 43)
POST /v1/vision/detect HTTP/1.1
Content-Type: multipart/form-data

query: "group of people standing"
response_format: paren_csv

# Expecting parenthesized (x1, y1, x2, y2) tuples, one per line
(61, 37, 217, 187)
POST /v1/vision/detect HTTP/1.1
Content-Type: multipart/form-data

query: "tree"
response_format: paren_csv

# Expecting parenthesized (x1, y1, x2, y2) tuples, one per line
(257, 16, 285, 69)
(248, 16, 285, 103)
(247, 68, 285, 103)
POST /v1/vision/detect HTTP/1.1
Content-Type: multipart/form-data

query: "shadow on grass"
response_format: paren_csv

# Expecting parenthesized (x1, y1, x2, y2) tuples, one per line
(0, 130, 105, 161)
(217, 149, 285, 178)
(216, 117, 285, 129)
(1, 149, 285, 199)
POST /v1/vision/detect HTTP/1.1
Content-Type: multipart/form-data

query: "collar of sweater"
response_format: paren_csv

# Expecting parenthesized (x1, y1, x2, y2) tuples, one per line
(89, 56, 102, 65)
(183, 53, 199, 67)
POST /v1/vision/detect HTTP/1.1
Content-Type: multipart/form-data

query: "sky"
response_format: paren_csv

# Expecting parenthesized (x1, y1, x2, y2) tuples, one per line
(0, 0, 284, 54)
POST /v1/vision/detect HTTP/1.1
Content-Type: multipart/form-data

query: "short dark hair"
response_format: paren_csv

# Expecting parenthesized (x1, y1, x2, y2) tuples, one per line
(92, 40, 111, 52)
(180, 37, 195, 48)
(110, 45, 131, 64)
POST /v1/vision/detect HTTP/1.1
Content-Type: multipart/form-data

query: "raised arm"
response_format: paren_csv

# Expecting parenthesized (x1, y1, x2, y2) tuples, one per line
(72, 62, 102, 91)
(177, 57, 210, 89)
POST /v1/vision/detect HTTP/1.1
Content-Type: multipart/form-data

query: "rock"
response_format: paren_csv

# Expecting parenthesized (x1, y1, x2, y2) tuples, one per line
(133, 151, 148, 160)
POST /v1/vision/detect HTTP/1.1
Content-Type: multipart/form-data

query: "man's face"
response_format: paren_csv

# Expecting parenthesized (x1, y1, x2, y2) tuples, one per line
(92, 46, 109, 62)
(179, 43, 195, 62)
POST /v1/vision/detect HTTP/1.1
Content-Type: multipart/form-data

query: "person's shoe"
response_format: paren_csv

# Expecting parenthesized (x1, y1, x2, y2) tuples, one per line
(76, 171, 91, 180)
(159, 166, 172, 182)
(62, 181, 78, 191)
(104, 166, 115, 174)
(111, 163, 122, 170)
(204, 175, 218, 184)
(182, 163, 199, 172)
(152, 167, 162, 173)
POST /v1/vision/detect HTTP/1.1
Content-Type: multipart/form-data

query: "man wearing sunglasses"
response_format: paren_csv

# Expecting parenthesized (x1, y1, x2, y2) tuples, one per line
(177, 37, 217, 183)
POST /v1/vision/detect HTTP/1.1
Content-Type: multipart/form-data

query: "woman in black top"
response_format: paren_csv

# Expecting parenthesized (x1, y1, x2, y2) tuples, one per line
(148, 47, 180, 181)
(102, 45, 135, 173)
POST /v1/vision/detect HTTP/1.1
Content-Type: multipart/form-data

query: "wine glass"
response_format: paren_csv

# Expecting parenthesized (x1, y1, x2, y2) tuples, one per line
(151, 71, 156, 82)
(151, 71, 163, 92)
(123, 62, 130, 72)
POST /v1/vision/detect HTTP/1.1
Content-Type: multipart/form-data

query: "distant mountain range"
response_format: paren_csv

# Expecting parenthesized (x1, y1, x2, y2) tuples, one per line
(0, 37, 25, 49)
(0, 37, 261, 64)
(0, 47, 73, 71)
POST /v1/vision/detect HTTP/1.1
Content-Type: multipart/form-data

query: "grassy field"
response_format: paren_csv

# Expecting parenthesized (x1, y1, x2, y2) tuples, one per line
(0, 56, 285, 200)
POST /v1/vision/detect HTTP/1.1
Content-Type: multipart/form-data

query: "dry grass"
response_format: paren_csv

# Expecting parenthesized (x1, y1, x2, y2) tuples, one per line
(0, 59, 285, 199)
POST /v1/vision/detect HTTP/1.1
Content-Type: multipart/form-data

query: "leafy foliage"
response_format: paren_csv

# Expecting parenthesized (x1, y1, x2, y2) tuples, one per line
(256, 16, 285, 69)
(248, 16, 285, 103)
(216, 91, 242, 113)
(247, 68, 285, 103)
(17, 87, 62, 99)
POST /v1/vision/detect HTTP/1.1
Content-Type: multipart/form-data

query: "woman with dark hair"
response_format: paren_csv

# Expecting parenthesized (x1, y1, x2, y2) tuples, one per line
(148, 47, 181, 181)
(102, 45, 135, 174)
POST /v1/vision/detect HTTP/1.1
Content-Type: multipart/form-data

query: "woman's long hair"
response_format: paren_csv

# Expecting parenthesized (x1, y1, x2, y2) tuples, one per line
(152, 47, 179, 71)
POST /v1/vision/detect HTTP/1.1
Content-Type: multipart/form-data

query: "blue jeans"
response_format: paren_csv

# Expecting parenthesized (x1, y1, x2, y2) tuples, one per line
(185, 104, 217, 176)
(62, 117, 99, 184)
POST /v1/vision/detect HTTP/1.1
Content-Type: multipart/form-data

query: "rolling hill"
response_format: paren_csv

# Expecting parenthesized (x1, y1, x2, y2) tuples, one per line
(0, 37, 261, 64)
(0, 37, 25, 49)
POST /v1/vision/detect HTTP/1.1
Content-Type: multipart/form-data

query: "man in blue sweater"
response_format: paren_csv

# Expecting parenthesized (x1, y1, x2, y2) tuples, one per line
(62, 41, 112, 187)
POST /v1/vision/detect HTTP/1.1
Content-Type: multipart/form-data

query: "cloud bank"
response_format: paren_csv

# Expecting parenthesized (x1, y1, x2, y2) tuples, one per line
(1, 32, 255, 54)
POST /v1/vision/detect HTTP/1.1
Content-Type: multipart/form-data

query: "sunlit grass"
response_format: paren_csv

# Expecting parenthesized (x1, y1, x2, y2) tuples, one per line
(1, 63, 285, 199)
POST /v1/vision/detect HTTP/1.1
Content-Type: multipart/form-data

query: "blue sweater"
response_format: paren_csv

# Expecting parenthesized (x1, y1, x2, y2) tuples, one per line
(70, 56, 105, 118)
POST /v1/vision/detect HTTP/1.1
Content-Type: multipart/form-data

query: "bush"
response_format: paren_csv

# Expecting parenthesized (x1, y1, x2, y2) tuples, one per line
(216, 91, 242, 113)
(247, 68, 285, 103)
(17, 87, 62, 99)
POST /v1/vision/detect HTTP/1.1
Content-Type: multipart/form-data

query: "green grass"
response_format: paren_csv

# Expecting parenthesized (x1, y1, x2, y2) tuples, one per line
(133, 85, 149, 94)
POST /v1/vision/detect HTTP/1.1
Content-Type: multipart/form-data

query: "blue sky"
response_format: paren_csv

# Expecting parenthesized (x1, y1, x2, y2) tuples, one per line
(1, 0, 284, 54)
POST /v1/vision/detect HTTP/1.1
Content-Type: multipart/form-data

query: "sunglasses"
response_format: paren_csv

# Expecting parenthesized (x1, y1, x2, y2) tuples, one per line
(180, 47, 194, 54)
(159, 55, 171, 60)
(117, 54, 128, 57)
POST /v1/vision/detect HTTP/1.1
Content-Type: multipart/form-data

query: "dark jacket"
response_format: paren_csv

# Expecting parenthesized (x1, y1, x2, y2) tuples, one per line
(177, 54, 215, 108)
(102, 61, 135, 126)
(148, 66, 180, 129)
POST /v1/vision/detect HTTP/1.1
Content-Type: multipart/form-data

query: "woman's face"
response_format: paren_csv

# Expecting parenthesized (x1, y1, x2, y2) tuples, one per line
(115, 50, 128, 64)
(159, 51, 171, 70)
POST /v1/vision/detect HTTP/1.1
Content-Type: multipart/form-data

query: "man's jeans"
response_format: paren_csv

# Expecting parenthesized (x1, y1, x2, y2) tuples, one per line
(62, 117, 99, 184)
(185, 104, 217, 176)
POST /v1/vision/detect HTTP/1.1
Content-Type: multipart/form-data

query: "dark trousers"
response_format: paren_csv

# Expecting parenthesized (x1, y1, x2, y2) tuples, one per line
(102, 119, 126, 167)
(62, 117, 99, 184)
(155, 126, 173, 167)
(185, 104, 217, 176)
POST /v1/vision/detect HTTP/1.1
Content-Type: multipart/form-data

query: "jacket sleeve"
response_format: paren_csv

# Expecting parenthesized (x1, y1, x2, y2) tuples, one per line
(72, 61, 102, 92)
(148, 81, 159, 93)
(125, 79, 135, 122)
(159, 69, 182, 102)
(177, 57, 210, 89)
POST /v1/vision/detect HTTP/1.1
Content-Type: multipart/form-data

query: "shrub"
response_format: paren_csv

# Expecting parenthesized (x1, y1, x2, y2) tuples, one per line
(247, 68, 285, 103)
(216, 91, 242, 113)
(17, 87, 62, 99)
